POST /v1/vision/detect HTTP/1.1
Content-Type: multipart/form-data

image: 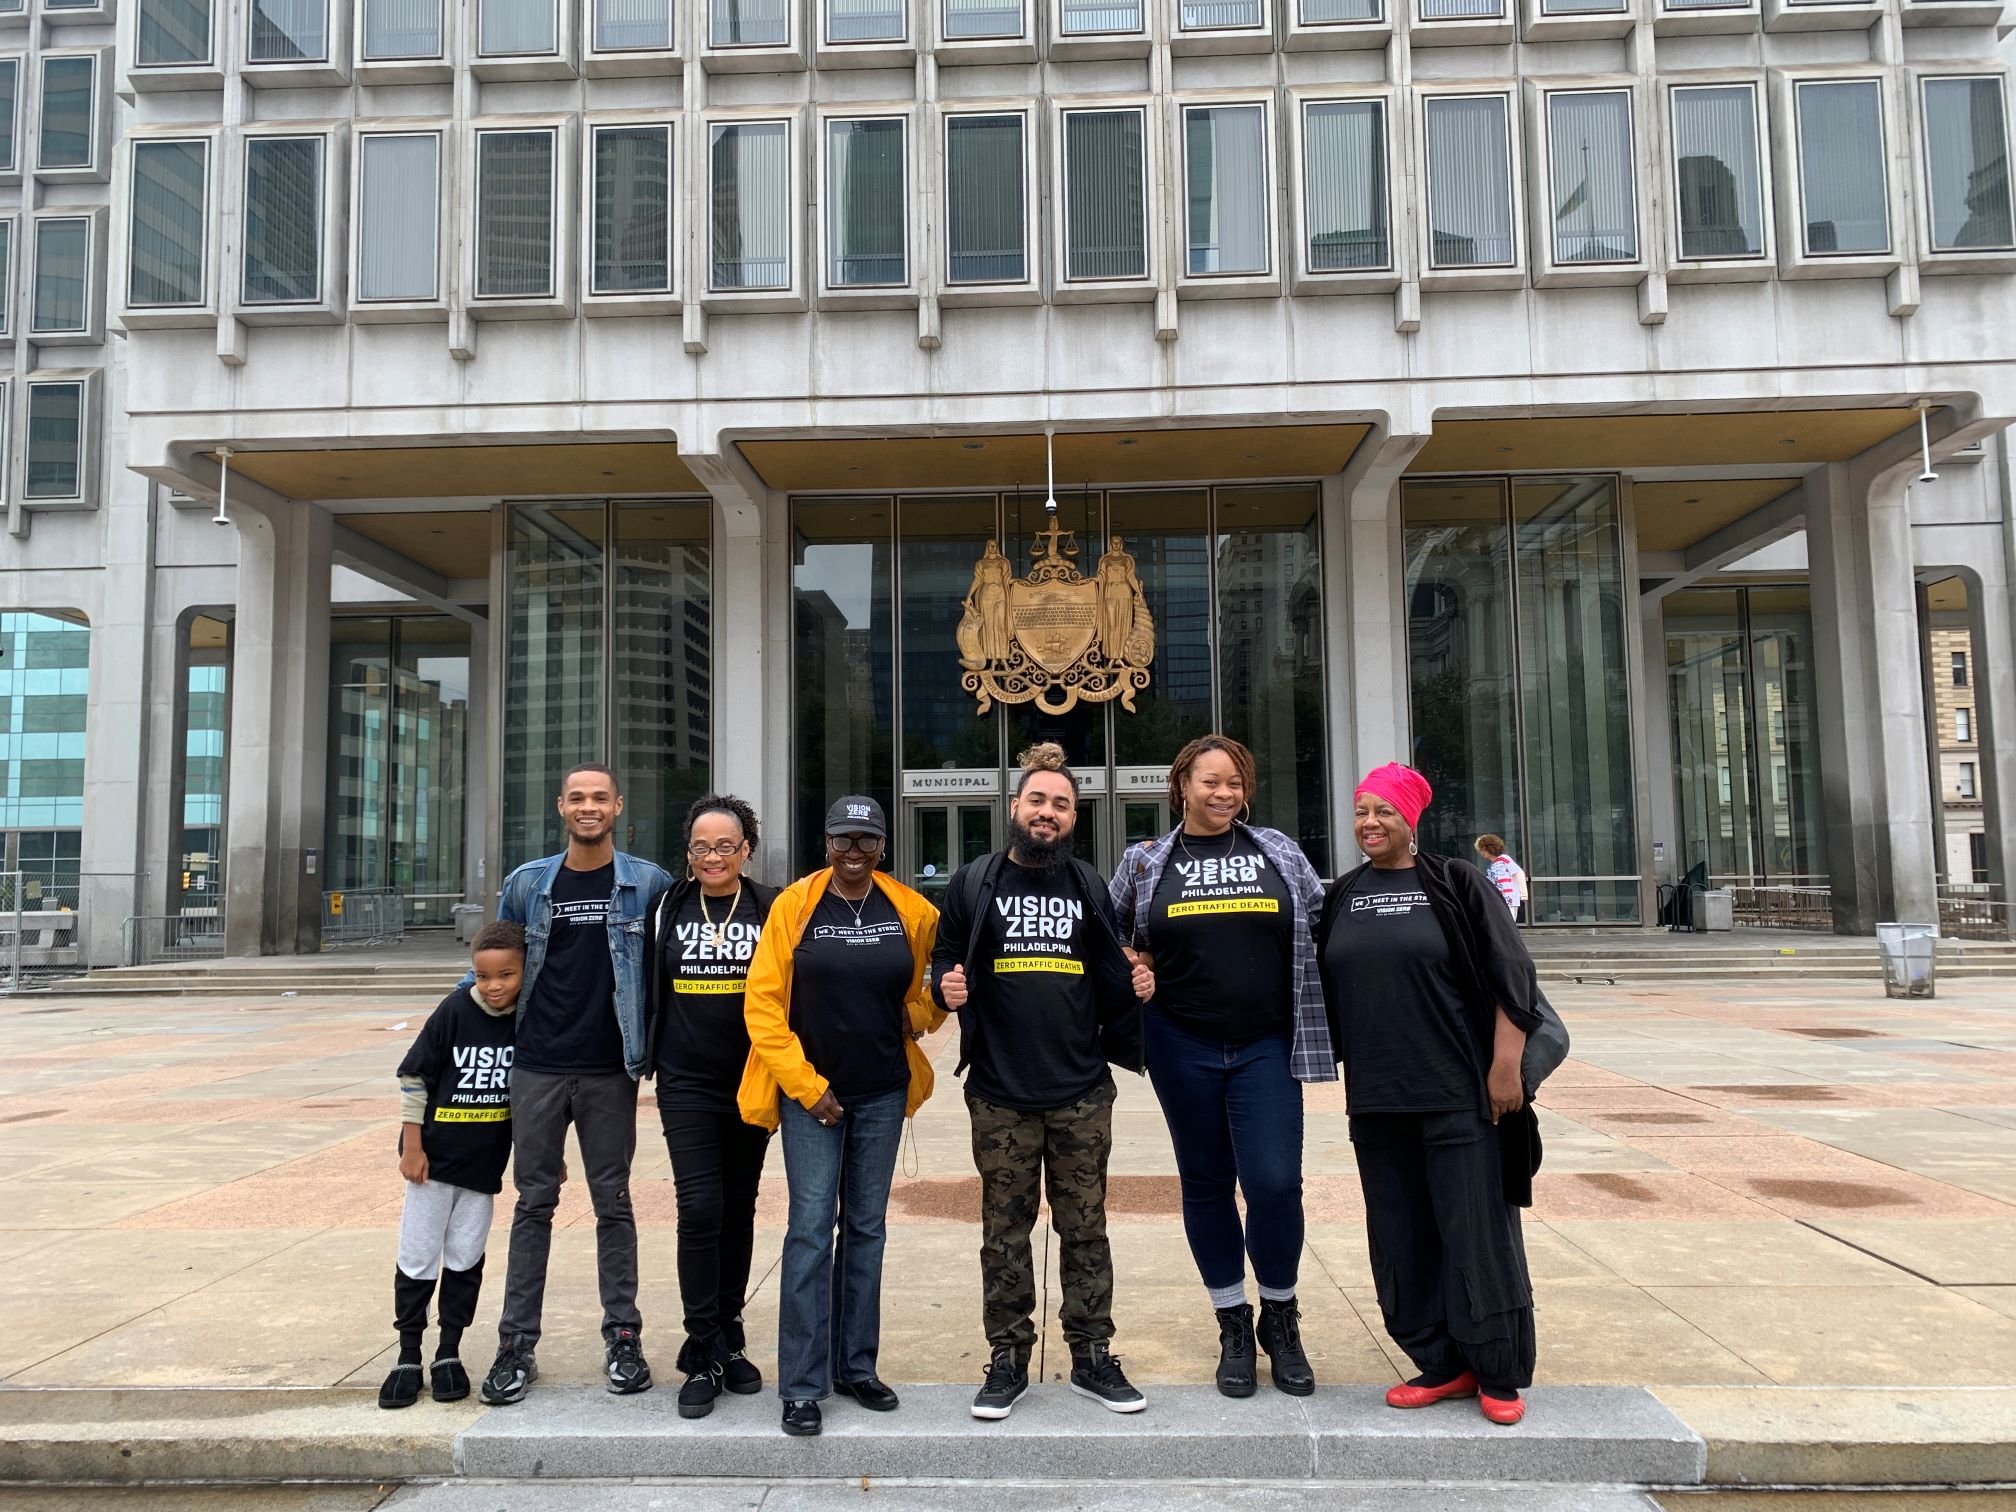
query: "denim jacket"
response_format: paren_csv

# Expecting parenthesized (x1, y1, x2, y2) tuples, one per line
(468, 849, 673, 1081)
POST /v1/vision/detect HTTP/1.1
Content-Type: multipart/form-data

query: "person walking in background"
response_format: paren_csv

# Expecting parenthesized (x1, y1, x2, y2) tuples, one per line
(740, 796, 942, 1438)
(478, 763, 672, 1407)
(1109, 734, 1333, 1401)
(933, 742, 1156, 1421)
(644, 794, 777, 1420)
(1318, 764, 1543, 1426)
(1475, 835, 1527, 920)
(380, 921, 524, 1410)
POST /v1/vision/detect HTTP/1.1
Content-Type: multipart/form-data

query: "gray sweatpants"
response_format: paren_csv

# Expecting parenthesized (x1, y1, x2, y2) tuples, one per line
(498, 1068, 641, 1348)
(398, 1179, 493, 1279)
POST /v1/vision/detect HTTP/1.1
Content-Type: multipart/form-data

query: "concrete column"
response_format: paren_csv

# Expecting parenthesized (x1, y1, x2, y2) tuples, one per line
(224, 497, 333, 956)
(1638, 593, 1679, 890)
(1805, 461, 1939, 932)
(463, 616, 490, 906)
(1964, 574, 2016, 914)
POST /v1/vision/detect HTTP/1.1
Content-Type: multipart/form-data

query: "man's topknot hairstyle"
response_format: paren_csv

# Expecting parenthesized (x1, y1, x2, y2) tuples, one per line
(1014, 741, 1079, 797)
(685, 792, 760, 851)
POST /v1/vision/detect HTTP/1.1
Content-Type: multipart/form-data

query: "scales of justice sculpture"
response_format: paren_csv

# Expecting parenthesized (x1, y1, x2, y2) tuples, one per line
(955, 431, 1155, 716)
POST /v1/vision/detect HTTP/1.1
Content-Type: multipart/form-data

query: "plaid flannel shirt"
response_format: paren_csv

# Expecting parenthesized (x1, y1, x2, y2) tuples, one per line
(1108, 823, 1338, 1084)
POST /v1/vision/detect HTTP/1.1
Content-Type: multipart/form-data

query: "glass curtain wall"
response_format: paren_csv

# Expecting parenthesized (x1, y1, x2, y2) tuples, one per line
(503, 499, 712, 871)
(1665, 585, 1829, 886)
(1403, 476, 1639, 922)
(174, 613, 230, 914)
(0, 612, 89, 905)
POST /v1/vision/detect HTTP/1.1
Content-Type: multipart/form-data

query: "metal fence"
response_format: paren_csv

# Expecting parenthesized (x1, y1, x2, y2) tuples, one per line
(1729, 884, 1835, 931)
(122, 912, 228, 966)
(323, 888, 406, 947)
(0, 871, 148, 987)
(1940, 885, 2011, 942)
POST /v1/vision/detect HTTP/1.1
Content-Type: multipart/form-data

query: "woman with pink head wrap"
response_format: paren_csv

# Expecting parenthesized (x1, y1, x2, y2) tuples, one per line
(1312, 762, 1546, 1426)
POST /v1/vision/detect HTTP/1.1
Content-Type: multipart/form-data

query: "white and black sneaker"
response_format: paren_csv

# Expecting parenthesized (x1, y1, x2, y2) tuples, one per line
(605, 1328, 653, 1395)
(1070, 1343, 1146, 1413)
(971, 1347, 1029, 1420)
(479, 1339, 537, 1406)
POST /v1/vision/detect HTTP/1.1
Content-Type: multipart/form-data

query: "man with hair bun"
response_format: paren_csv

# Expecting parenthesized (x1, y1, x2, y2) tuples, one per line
(932, 742, 1157, 1421)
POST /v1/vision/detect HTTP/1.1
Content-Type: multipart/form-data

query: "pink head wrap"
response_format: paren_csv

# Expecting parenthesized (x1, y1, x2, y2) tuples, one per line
(1354, 763, 1434, 831)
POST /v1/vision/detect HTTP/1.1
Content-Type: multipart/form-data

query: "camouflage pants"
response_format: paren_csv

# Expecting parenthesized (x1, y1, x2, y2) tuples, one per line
(966, 1076, 1117, 1363)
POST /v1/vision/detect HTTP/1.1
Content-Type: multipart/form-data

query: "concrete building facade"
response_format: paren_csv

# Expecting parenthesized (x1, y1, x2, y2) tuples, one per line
(4, 0, 2016, 957)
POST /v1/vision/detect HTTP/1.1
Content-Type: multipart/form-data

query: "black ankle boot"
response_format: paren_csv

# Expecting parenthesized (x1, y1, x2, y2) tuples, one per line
(1257, 1297, 1316, 1396)
(1214, 1304, 1257, 1398)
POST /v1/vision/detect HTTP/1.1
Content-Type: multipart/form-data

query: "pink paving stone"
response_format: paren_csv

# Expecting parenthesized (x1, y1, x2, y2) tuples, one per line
(1625, 1136, 1917, 1176)
(1736, 1170, 2016, 1220)
(1536, 1086, 1723, 1112)
(1526, 1171, 1784, 1222)
(1576, 1109, 1784, 1139)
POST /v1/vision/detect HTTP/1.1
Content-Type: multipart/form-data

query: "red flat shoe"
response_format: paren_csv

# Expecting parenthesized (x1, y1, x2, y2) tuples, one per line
(1478, 1390, 1526, 1425)
(1385, 1371, 1477, 1408)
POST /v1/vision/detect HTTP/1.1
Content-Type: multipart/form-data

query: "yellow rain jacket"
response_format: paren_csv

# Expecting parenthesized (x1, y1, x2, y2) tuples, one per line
(738, 868, 944, 1131)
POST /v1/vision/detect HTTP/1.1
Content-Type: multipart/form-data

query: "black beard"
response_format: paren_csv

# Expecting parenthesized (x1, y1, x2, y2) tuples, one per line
(1008, 815, 1071, 870)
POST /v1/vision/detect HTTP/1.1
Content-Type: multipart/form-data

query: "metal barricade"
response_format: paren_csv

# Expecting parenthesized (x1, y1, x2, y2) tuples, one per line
(0, 870, 141, 987)
(1729, 884, 1834, 932)
(1939, 886, 2011, 942)
(122, 912, 227, 966)
(323, 888, 406, 947)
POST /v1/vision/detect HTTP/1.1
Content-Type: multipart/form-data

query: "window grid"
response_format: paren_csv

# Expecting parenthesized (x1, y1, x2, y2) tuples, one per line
(138, 0, 217, 66)
(826, 117, 909, 288)
(248, 0, 330, 62)
(0, 221, 10, 336)
(1298, 0, 1380, 21)
(356, 132, 442, 302)
(1061, 106, 1149, 282)
(243, 135, 325, 305)
(363, 0, 444, 60)
(1957, 707, 1972, 742)
(1793, 78, 1891, 257)
(710, 0, 790, 46)
(24, 380, 86, 503)
(1670, 82, 1767, 261)
(1545, 88, 1639, 266)
(0, 59, 16, 176)
(37, 55, 96, 173)
(944, 112, 1027, 285)
(1920, 75, 2015, 253)
(30, 216, 89, 335)
(1423, 92, 1516, 269)
(128, 138, 210, 309)
(826, 0, 905, 42)
(944, 0, 1022, 38)
(1059, 0, 1143, 35)
(475, 128, 559, 299)
(590, 122, 672, 296)
(593, 0, 672, 48)
(1183, 103, 1271, 277)
(479, 0, 559, 56)
(709, 119, 792, 292)
(1302, 97, 1390, 273)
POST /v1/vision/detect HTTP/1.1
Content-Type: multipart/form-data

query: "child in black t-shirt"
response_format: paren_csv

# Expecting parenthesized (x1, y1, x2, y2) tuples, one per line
(379, 921, 523, 1410)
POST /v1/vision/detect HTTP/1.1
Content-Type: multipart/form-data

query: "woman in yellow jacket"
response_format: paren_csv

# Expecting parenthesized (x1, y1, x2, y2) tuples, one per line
(739, 795, 943, 1438)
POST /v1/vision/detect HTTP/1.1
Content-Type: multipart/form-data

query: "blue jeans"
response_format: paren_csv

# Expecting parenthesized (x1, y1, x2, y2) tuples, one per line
(1144, 1012, 1305, 1295)
(776, 1086, 906, 1401)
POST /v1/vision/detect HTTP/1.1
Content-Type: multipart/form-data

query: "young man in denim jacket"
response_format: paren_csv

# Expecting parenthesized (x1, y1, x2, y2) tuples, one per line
(477, 762, 672, 1406)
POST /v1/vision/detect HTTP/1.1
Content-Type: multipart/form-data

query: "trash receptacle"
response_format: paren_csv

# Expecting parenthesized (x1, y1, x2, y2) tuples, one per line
(1692, 887, 1734, 932)
(1876, 921, 1938, 999)
(453, 903, 486, 943)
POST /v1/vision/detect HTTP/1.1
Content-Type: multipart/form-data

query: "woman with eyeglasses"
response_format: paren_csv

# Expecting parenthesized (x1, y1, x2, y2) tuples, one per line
(643, 794, 778, 1420)
(740, 795, 943, 1438)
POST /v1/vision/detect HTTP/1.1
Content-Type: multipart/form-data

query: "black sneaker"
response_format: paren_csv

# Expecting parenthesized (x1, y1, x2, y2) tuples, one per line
(782, 1398, 822, 1436)
(479, 1339, 537, 1406)
(429, 1357, 471, 1403)
(377, 1362, 421, 1410)
(605, 1327, 653, 1395)
(1069, 1342, 1146, 1414)
(1214, 1305, 1257, 1398)
(1257, 1298, 1316, 1397)
(678, 1361, 723, 1419)
(722, 1349, 763, 1395)
(971, 1347, 1028, 1420)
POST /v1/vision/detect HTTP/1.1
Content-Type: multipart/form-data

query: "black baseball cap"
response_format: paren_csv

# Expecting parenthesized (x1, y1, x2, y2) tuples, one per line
(824, 795, 887, 839)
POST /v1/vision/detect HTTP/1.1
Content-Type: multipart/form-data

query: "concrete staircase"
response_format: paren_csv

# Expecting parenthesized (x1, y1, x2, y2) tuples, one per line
(53, 954, 465, 999)
(1527, 934, 2016, 984)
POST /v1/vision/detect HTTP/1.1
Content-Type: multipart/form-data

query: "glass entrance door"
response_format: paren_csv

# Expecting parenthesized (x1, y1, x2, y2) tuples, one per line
(904, 800, 999, 902)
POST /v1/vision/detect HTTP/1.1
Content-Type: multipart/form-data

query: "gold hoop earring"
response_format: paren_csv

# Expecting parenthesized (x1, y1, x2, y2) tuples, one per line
(1239, 803, 1252, 825)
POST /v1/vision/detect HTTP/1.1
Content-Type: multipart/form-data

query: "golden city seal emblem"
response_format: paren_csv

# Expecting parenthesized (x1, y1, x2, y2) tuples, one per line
(957, 520, 1155, 715)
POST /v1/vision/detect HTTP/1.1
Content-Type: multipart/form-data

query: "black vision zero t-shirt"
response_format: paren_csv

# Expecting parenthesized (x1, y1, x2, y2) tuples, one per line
(656, 885, 771, 1111)
(1324, 865, 1479, 1115)
(968, 859, 1107, 1112)
(516, 862, 625, 1075)
(791, 885, 914, 1104)
(1144, 829, 1294, 1043)
(398, 987, 516, 1194)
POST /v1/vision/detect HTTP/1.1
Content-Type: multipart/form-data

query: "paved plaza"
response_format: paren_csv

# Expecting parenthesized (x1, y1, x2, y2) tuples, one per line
(2, 971, 2016, 1492)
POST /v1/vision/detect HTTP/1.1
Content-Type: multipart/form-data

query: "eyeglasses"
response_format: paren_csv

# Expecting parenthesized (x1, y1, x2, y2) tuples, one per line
(828, 834, 884, 854)
(687, 840, 746, 859)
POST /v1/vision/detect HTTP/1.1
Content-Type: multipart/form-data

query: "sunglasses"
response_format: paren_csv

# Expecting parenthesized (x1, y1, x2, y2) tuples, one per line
(828, 834, 885, 854)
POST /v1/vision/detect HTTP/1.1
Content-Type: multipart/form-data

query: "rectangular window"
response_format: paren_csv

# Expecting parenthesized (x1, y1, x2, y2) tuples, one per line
(1547, 89, 1637, 264)
(248, 0, 328, 60)
(1671, 84, 1765, 260)
(1182, 0, 1260, 25)
(1300, 0, 1378, 17)
(1184, 104, 1269, 276)
(0, 60, 16, 174)
(1420, 0, 1501, 17)
(357, 134, 440, 301)
(475, 129, 557, 299)
(827, 118, 907, 287)
(1795, 80, 1889, 256)
(25, 382, 84, 501)
(243, 136, 323, 304)
(1957, 707, 1972, 742)
(1542, 0, 1624, 12)
(1304, 100, 1387, 271)
(363, 0, 443, 58)
(1424, 94, 1514, 268)
(128, 139, 208, 308)
(592, 124, 671, 294)
(480, 0, 558, 53)
(710, 0, 789, 44)
(1953, 649, 1969, 686)
(38, 56, 95, 171)
(1958, 761, 1976, 798)
(944, 0, 1020, 36)
(709, 120, 790, 290)
(1922, 76, 2014, 252)
(945, 113, 1025, 283)
(827, 0, 904, 39)
(0, 223, 10, 336)
(1063, 107, 1147, 281)
(1060, 0, 1141, 32)
(595, 0, 671, 48)
(31, 218, 88, 334)
(138, 0, 214, 67)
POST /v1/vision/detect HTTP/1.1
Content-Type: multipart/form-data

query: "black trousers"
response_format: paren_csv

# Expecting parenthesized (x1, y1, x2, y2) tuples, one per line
(1350, 1109, 1536, 1392)
(659, 1098, 772, 1374)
